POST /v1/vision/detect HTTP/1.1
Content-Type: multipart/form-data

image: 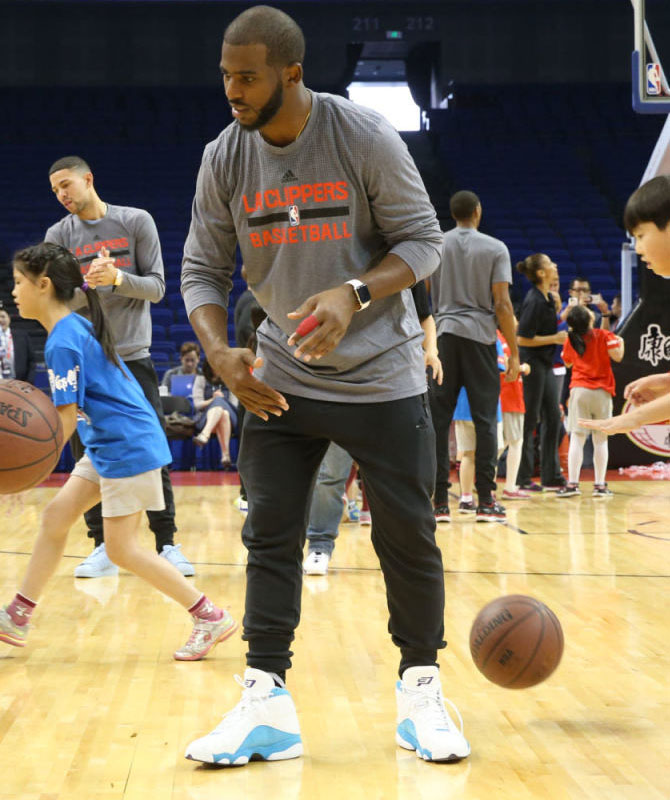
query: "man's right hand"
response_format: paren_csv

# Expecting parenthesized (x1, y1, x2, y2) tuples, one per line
(208, 347, 289, 421)
(624, 373, 670, 406)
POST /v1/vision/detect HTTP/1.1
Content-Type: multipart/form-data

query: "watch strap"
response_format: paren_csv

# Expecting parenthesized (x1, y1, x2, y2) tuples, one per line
(346, 279, 371, 310)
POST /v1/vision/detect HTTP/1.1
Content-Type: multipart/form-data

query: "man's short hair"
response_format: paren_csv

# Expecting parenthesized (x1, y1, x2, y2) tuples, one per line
(624, 175, 670, 233)
(569, 276, 591, 290)
(224, 5, 305, 68)
(449, 190, 480, 222)
(48, 156, 91, 177)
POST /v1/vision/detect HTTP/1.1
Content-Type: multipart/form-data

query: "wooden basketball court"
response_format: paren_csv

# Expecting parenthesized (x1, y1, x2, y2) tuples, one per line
(1, 471, 669, 799)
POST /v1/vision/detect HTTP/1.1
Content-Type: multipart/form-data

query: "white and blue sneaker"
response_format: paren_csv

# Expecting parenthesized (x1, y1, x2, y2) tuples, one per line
(160, 544, 195, 577)
(185, 668, 303, 765)
(395, 666, 470, 762)
(73, 543, 119, 579)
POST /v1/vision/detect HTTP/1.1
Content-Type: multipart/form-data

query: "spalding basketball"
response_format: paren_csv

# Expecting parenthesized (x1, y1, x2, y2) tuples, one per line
(469, 594, 564, 689)
(0, 379, 63, 494)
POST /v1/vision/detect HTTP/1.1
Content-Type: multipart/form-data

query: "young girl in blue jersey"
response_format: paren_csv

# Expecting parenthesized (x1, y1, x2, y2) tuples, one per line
(0, 242, 236, 659)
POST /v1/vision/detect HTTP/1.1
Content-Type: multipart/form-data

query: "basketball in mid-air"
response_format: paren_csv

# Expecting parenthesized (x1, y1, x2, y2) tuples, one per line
(0, 379, 63, 494)
(469, 594, 564, 689)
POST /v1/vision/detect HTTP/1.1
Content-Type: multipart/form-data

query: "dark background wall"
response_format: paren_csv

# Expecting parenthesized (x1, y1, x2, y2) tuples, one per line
(1, 0, 664, 91)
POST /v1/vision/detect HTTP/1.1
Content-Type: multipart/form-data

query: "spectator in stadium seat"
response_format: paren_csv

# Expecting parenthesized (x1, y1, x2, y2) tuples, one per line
(558, 276, 612, 329)
(606, 294, 622, 331)
(161, 340, 202, 390)
(0, 305, 36, 384)
(192, 359, 238, 468)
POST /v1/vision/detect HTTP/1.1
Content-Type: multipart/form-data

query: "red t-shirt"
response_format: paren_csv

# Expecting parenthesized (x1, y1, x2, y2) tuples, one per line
(498, 332, 525, 413)
(561, 328, 620, 396)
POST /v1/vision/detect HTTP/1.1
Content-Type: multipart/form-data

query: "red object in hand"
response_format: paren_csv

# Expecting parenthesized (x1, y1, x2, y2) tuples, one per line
(296, 315, 319, 338)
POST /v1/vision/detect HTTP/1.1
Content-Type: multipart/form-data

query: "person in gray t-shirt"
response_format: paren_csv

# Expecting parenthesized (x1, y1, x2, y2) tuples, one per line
(45, 155, 193, 579)
(429, 191, 519, 522)
(182, 5, 470, 767)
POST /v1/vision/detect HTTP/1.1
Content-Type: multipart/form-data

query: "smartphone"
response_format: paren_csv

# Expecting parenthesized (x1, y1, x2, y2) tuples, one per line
(590, 293, 602, 304)
(568, 296, 578, 306)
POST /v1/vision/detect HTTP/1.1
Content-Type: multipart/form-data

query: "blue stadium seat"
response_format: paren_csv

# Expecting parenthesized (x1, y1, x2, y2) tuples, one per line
(152, 307, 174, 326)
(170, 323, 195, 341)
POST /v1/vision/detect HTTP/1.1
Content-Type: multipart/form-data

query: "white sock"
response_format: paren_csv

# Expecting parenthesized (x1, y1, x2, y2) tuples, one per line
(504, 439, 523, 492)
(568, 432, 587, 484)
(592, 431, 609, 485)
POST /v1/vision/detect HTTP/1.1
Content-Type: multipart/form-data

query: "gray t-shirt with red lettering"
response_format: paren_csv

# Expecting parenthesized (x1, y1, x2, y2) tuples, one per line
(182, 90, 442, 402)
(45, 204, 166, 361)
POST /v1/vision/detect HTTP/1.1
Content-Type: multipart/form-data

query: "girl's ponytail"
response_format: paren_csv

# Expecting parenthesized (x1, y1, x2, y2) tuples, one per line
(566, 304, 591, 358)
(80, 281, 121, 369)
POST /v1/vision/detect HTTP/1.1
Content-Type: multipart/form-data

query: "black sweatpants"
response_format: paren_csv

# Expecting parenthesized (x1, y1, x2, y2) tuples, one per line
(429, 333, 500, 505)
(238, 392, 446, 677)
(517, 359, 562, 487)
(70, 356, 177, 551)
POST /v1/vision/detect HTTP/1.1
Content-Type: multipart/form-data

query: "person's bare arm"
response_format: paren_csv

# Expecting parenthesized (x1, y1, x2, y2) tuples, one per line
(492, 282, 519, 381)
(518, 331, 567, 347)
(56, 403, 78, 447)
(287, 254, 417, 361)
(580, 392, 670, 435)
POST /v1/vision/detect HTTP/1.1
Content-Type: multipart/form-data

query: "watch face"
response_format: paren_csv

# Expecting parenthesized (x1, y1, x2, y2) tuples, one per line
(357, 283, 371, 305)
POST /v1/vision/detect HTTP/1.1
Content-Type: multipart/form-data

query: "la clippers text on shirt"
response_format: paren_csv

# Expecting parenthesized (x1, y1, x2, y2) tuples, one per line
(69, 239, 132, 273)
(244, 181, 352, 248)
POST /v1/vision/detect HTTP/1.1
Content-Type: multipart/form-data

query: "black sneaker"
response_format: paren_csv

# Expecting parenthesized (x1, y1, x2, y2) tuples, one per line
(458, 499, 476, 514)
(556, 483, 580, 497)
(434, 505, 451, 523)
(475, 500, 506, 523)
(592, 483, 613, 498)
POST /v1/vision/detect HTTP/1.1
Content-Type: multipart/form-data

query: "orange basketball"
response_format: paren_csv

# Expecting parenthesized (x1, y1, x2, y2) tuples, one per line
(0, 379, 63, 494)
(469, 594, 564, 689)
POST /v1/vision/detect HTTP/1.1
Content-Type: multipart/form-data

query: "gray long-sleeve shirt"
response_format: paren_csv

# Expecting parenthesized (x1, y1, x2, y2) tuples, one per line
(182, 91, 442, 402)
(45, 204, 165, 361)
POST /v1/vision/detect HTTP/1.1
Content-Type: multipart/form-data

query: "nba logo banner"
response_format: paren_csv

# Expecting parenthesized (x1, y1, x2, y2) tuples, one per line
(647, 63, 662, 96)
(288, 205, 300, 226)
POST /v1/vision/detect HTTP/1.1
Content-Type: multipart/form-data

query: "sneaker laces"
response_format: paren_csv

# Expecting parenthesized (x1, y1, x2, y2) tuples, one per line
(210, 675, 275, 732)
(89, 543, 107, 560)
(406, 687, 465, 735)
(180, 616, 220, 651)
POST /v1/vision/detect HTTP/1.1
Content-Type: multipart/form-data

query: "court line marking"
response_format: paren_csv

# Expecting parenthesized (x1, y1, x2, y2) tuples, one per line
(627, 528, 670, 542)
(0, 549, 667, 578)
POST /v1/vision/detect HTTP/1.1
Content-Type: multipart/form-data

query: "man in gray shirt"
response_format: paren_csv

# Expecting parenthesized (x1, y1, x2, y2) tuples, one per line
(182, 5, 469, 768)
(429, 190, 519, 523)
(45, 156, 194, 578)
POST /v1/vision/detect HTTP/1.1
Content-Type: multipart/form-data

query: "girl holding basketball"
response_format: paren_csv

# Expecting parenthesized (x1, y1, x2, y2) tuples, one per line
(557, 304, 624, 498)
(0, 242, 236, 659)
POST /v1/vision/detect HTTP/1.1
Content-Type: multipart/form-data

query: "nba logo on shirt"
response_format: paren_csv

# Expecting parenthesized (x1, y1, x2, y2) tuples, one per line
(647, 63, 662, 96)
(288, 205, 300, 226)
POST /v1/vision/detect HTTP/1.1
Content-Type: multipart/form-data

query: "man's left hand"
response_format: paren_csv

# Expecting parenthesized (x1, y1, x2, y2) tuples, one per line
(425, 349, 443, 385)
(287, 285, 359, 361)
(504, 354, 521, 382)
(86, 246, 119, 288)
